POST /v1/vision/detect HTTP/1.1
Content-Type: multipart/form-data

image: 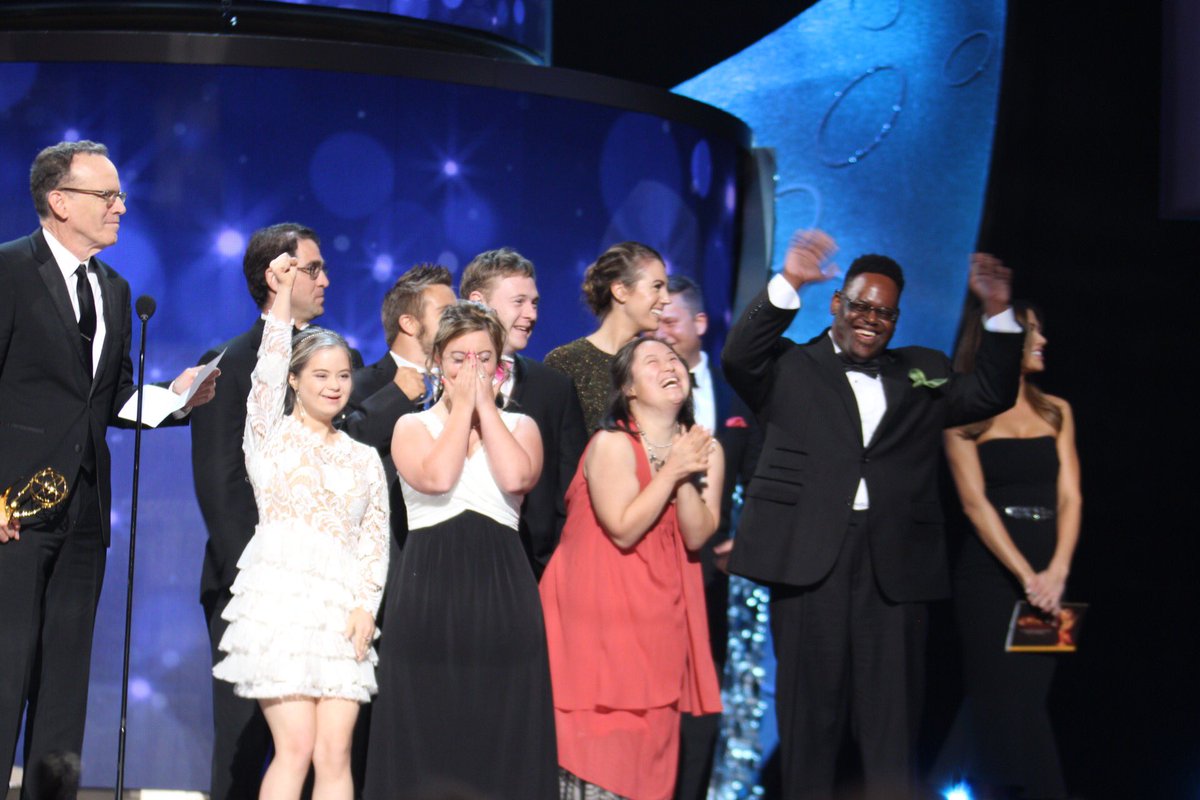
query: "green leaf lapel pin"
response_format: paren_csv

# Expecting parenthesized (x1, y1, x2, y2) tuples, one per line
(908, 368, 948, 389)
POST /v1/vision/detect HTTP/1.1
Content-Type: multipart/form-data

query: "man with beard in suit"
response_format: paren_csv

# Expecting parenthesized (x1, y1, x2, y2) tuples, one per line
(460, 247, 586, 578)
(1, 140, 216, 800)
(655, 274, 762, 800)
(722, 230, 1022, 800)
(190, 222, 359, 800)
(342, 263, 455, 496)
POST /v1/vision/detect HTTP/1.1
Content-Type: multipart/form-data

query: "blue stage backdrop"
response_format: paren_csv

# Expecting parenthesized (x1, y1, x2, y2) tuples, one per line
(0, 59, 741, 789)
(267, 0, 551, 58)
(675, 1, 1006, 795)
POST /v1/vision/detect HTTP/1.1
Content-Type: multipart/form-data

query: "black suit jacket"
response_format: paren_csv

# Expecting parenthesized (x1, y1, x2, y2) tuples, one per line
(0, 230, 142, 547)
(342, 353, 424, 481)
(506, 355, 587, 577)
(191, 319, 266, 613)
(342, 353, 424, 552)
(191, 317, 363, 611)
(722, 287, 1023, 602)
(710, 363, 764, 545)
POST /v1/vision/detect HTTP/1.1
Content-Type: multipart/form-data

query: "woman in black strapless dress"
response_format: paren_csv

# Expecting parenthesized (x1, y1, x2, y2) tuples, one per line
(935, 303, 1082, 799)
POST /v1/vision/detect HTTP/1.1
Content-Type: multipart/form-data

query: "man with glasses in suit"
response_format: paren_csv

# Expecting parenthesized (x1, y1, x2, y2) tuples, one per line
(1, 140, 215, 799)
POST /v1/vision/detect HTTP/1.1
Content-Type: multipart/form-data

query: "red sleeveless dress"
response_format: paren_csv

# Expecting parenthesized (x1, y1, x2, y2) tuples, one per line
(540, 431, 722, 800)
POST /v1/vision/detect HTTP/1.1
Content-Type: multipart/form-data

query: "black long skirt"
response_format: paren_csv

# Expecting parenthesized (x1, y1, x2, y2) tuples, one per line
(364, 510, 558, 800)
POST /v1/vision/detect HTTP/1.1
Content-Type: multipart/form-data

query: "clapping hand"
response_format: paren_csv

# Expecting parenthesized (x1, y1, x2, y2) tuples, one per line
(665, 425, 714, 482)
(782, 229, 839, 290)
(967, 252, 1012, 318)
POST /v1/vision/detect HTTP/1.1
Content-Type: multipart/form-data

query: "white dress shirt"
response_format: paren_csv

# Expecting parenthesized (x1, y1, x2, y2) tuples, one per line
(44, 228, 106, 375)
(389, 351, 428, 374)
(689, 350, 717, 432)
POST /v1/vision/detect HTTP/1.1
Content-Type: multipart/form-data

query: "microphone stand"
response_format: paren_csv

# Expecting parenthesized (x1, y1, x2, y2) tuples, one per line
(115, 297, 154, 800)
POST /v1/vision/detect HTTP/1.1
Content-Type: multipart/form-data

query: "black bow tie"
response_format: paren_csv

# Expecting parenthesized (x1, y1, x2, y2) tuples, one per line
(840, 354, 882, 378)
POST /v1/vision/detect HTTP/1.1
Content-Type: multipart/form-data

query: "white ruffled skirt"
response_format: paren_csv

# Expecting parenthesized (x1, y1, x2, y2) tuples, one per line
(212, 519, 378, 702)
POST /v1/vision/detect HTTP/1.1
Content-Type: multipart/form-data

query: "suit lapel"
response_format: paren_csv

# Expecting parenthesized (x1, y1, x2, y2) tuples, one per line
(34, 240, 89, 373)
(509, 355, 527, 404)
(808, 332, 864, 440)
(711, 361, 731, 431)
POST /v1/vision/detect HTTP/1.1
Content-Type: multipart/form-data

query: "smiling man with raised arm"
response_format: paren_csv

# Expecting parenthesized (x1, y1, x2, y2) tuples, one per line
(721, 230, 1023, 800)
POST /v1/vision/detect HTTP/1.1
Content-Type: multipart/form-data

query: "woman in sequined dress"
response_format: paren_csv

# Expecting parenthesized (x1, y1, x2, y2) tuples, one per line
(541, 337, 723, 800)
(544, 241, 669, 433)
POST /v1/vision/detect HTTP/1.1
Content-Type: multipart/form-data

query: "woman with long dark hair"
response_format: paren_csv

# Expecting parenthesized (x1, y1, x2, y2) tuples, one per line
(540, 337, 723, 800)
(935, 300, 1082, 799)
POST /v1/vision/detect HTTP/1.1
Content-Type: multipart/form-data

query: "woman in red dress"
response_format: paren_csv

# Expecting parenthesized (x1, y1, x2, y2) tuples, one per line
(540, 337, 724, 800)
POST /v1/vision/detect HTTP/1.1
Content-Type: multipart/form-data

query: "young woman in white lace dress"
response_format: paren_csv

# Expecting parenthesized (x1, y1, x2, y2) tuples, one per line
(213, 251, 389, 800)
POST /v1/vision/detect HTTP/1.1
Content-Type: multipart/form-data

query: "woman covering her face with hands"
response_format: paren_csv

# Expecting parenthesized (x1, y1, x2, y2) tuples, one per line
(213, 251, 389, 800)
(540, 337, 724, 800)
(363, 301, 557, 800)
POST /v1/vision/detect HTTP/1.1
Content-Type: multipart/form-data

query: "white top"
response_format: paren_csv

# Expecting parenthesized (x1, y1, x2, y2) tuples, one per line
(400, 409, 525, 532)
(243, 315, 390, 614)
(689, 350, 717, 432)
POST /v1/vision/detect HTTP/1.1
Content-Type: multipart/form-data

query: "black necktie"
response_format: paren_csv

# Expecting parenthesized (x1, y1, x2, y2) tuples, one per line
(840, 354, 881, 378)
(75, 264, 96, 369)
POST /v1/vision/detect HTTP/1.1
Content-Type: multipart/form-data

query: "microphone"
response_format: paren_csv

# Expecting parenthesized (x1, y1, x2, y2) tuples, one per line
(117, 292, 156, 799)
(135, 294, 156, 322)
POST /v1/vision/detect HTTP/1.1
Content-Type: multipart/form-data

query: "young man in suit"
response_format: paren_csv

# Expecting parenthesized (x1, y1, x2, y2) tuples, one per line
(1, 140, 216, 799)
(722, 230, 1022, 799)
(190, 222, 355, 800)
(460, 247, 587, 578)
(656, 275, 763, 800)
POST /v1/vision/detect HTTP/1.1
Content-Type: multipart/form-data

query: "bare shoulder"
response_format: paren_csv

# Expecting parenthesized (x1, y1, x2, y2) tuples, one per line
(586, 429, 635, 465)
(1044, 393, 1073, 417)
(394, 412, 433, 437)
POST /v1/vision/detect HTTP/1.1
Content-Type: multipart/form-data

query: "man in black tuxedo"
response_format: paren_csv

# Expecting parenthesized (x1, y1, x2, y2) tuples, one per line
(460, 247, 586, 578)
(190, 222, 357, 800)
(656, 275, 763, 800)
(0, 140, 216, 799)
(722, 231, 1022, 799)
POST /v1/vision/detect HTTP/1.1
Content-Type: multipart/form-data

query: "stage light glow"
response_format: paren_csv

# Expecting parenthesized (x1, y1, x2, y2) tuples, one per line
(63, 127, 81, 142)
(443, 159, 460, 176)
(130, 678, 152, 701)
(215, 228, 244, 258)
(372, 253, 394, 282)
(943, 781, 973, 800)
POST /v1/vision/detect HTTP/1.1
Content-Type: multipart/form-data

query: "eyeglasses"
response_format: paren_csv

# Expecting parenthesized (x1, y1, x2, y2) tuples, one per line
(297, 263, 328, 280)
(58, 187, 128, 207)
(837, 292, 900, 323)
